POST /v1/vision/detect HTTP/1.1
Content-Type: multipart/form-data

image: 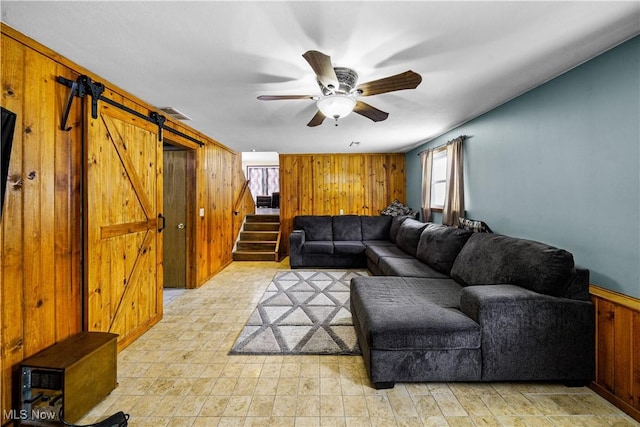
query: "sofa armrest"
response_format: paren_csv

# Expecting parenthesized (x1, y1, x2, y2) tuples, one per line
(290, 230, 306, 250)
(459, 284, 595, 382)
(289, 230, 306, 267)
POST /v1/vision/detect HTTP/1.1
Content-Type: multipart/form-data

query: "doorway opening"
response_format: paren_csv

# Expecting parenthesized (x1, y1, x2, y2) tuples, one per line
(163, 140, 196, 288)
(242, 151, 280, 216)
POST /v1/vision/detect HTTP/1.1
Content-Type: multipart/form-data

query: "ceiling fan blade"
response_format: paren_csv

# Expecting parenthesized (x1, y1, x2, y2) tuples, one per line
(257, 95, 316, 101)
(302, 50, 339, 89)
(356, 70, 422, 96)
(307, 110, 326, 127)
(354, 101, 389, 122)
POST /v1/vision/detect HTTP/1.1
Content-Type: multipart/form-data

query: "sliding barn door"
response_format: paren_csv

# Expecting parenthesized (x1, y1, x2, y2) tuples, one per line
(84, 104, 163, 347)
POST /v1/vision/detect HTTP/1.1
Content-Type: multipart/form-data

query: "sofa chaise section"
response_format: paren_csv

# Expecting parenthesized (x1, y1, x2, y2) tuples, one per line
(350, 276, 482, 388)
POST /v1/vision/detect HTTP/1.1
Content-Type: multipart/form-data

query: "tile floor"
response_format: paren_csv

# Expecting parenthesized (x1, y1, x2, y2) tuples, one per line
(81, 260, 637, 427)
(163, 288, 188, 305)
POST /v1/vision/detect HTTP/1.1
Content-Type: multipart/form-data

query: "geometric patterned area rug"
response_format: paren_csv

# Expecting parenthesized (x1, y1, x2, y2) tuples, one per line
(229, 270, 369, 356)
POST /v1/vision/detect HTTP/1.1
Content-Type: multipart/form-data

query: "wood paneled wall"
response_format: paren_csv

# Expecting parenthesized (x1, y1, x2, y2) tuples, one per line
(590, 286, 640, 423)
(279, 153, 406, 254)
(1, 28, 83, 425)
(1, 25, 243, 424)
(195, 143, 241, 284)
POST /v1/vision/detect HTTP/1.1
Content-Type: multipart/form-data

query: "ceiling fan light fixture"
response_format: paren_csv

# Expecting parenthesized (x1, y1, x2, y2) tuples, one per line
(258, 50, 420, 127)
(316, 95, 356, 120)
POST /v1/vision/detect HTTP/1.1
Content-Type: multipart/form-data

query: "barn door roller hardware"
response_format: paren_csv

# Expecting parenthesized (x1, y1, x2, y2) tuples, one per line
(149, 112, 166, 142)
(56, 75, 204, 147)
(58, 75, 104, 131)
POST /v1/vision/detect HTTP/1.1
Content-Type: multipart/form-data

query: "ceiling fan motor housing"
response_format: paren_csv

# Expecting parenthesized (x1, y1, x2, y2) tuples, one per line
(319, 67, 359, 95)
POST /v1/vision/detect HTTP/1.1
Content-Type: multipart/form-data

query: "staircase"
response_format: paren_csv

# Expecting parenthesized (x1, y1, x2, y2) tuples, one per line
(232, 214, 281, 261)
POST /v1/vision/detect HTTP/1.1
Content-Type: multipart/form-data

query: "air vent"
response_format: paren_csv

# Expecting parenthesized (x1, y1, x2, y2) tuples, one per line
(158, 107, 192, 121)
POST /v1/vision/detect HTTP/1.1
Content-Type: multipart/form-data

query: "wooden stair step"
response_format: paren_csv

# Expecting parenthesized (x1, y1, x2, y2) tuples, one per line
(240, 231, 278, 241)
(236, 241, 277, 251)
(234, 214, 281, 262)
(232, 251, 278, 261)
(246, 214, 279, 223)
(244, 222, 280, 231)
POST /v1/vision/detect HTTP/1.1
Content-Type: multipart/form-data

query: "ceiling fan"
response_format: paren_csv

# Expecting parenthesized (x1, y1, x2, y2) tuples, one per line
(257, 50, 422, 127)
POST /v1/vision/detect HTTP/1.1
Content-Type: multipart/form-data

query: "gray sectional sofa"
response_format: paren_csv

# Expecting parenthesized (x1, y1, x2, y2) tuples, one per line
(289, 215, 393, 268)
(289, 215, 595, 389)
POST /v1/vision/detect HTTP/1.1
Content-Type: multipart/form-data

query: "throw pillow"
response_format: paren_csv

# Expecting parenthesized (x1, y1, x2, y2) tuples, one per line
(380, 199, 418, 218)
(458, 217, 492, 233)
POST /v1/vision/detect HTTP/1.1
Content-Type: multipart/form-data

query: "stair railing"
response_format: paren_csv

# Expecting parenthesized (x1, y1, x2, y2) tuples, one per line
(234, 179, 254, 216)
(274, 223, 282, 262)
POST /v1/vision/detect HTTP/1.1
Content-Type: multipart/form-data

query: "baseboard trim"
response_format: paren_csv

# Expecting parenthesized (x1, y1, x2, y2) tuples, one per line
(590, 381, 640, 423)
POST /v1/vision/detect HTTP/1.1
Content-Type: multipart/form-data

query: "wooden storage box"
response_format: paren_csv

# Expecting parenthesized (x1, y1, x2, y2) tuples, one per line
(20, 332, 118, 425)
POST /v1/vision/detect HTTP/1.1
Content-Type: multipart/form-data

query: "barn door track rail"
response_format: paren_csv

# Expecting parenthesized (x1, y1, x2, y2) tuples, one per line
(56, 75, 204, 147)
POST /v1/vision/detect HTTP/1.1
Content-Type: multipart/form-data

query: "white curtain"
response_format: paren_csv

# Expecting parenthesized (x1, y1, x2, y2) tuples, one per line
(248, 166, 279, 199)
(419, 149, 433, 222)
(442, 137, 465, 226)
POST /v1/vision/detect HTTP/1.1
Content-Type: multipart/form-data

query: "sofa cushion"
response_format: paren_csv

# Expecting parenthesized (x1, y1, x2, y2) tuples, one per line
(361, 215, 392, 241)
(450, 233, 575, 297)
(366, 304, 479, 351)
(294, 215, 333, 241)
(416, 224, 473, 275)
(564, 268, 591, 301)
(378, 257, 449, 278)
(334, 241, 366, 255)
(351, 276, 464, 307)
(362, 240, 395, 247)
(365, 245, 412, 265)
(389, 215, 411, 243)
(302, 241, 334, 254)
(350, 277, 480, 350)
(333, 215, 362, 241)
(395, 219, 428, 256)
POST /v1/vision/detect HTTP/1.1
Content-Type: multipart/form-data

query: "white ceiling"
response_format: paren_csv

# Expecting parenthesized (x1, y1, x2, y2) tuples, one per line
(2, 1, 639, 154)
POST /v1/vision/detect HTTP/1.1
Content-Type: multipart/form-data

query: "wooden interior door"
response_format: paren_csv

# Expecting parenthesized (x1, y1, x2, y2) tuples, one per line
(163, 149, 187, 288)
(84, 104, 163, 347)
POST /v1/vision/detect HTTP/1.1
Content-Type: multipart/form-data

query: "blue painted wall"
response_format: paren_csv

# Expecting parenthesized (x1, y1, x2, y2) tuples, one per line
(406, 36, 640, 298)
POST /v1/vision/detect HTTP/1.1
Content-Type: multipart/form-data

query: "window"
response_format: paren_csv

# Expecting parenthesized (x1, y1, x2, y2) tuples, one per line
(430, 149, 447, 209)
(420, 136, 465, 224)
(247, 166, 279, 199)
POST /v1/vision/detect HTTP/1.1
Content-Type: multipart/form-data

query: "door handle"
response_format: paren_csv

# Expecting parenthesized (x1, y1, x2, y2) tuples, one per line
(158, 213, 165, 232)
(177, 223, 185, 229)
